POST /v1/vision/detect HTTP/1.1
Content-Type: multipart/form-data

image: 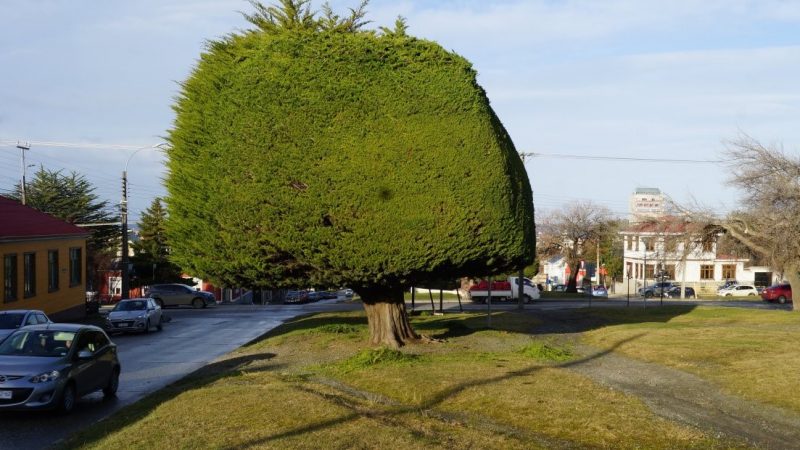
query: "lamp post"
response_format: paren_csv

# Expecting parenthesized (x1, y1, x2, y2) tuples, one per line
(121, 143, 168, 300)
(16, 142, 30, 205)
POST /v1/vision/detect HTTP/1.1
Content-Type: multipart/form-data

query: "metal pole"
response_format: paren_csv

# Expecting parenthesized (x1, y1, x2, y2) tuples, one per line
(16, 142, 30, 205)
(487, 276, 492, 328)
(121, 170, 130, 300)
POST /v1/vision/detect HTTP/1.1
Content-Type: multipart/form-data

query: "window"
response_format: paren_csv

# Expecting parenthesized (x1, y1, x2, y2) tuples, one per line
(664, 265, 676, 280)
(48, 250, 59, 292)
(3, 254, 17, 302)
(665, 238, 677, 253)
(702, 238, 714, 252)
(634, 236, 639, 251)
(645, 264, 655, 278)
(626, 236, 632, 251)
(722, 264, 736, 280)
(69, 247, 82, 287)
(700, 265, 715, 280)
(23, 252, 36, 298)
(626, 262, 633, 278)
(644, 238, 655, 251)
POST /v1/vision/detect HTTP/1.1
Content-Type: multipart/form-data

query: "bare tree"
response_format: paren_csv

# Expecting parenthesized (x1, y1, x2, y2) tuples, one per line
(717, 136, 800, 311)
(538, 201, 613, 292)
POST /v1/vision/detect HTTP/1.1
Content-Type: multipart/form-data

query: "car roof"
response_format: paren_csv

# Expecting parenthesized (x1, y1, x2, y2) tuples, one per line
(118, 298, 152, 302)
(0, 310, 44, 315)
(20, 323, 102, 332)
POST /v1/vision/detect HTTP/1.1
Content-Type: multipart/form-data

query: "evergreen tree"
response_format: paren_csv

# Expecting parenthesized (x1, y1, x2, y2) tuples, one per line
(132, 198, 182, 285)
(166, 1, 535, 347)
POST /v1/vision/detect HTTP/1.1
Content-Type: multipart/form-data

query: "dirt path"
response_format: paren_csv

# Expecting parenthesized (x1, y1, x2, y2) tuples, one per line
(534, 310, 800, 449)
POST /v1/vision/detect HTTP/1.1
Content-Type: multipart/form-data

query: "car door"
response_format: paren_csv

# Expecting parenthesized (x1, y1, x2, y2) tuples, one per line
(177, 285, 195, 306)
(90, 331, 115, 386)
(147, 299, 162, 324)
(70, 330, 104, 395)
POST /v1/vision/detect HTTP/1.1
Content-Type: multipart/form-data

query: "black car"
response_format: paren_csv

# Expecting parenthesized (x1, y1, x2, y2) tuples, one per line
(665, 286, 697, 299)
(0, 323, 120, 413)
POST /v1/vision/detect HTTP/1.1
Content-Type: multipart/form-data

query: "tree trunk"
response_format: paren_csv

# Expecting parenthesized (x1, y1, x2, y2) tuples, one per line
(360, 287, 420, 348)
(566, 261, 580, 293)
(784, 264, 799, 312)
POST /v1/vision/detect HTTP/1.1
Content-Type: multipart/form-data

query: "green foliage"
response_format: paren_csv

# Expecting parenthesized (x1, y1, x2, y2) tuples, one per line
(11, 167, 119, 257)
(517, 342, 573, 362)
(131, 198, 182, 285)
(336, 347, 419, 372)
(166, 3, 534, 290)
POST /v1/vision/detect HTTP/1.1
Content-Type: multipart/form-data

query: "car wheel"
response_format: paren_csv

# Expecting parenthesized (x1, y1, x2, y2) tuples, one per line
(58, 383, 77, 414)
(523, 294, 533, 304)
(156, 317, 163, 331)
(192, 298, 203, 309)
(778, 295, 787, 304)
(103, 368, 120, 397)
(748, 293, 756, 296)
(144, 319, 150, 334)
(725, 294, 732, 297)
(644, 292, 653, 298)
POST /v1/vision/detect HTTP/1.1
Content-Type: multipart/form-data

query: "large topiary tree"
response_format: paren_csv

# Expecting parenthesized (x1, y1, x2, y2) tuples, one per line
(165, 1, 535, 347)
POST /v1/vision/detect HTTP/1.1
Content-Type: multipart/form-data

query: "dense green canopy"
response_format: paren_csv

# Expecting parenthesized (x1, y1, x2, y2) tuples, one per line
(166, 23, 534, 290)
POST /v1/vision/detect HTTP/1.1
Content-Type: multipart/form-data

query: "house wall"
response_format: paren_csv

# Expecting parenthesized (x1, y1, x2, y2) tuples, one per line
(1, 237, 87, 320)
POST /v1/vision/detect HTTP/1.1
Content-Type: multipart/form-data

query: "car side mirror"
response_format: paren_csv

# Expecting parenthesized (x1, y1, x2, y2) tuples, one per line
(77, 350, 93, 360)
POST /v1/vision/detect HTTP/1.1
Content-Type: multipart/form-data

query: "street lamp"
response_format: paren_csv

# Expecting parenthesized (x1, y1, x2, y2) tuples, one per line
(121, 142, 168, 299)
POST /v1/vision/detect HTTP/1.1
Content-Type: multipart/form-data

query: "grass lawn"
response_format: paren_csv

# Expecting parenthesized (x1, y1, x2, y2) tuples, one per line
(581, 306, 800, 413)
(61, 310, 744, 449)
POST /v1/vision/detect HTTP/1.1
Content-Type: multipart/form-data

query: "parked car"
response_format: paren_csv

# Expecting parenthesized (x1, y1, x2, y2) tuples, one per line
(285, 290, 309, 304)
(591, 286, 608, 297)
(338, 288, 354, 297)
(761, 283, 793, 304)
(639, 282, 675, 298)
(717, 284, 759, 297)
(147, 284, 216, 309)
(0, 323, 120, 413)
(0, 310, 52, 342)
(107, 298, 163, 334)
(664, 286, 697, 299)
(552, 284, 567, 292)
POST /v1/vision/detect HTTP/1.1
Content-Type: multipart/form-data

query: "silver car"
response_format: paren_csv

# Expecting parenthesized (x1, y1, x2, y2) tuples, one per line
(147, 284, 216, 309)
(107, 298, 163, 333)
(0, 310, 52, 342)
(0, 324, 120, 413)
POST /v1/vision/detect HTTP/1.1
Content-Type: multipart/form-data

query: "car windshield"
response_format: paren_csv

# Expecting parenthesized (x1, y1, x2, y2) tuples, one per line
(0, 313, 25, 330)
(0, 330, 77, 357)
(113, 300, 147, 311)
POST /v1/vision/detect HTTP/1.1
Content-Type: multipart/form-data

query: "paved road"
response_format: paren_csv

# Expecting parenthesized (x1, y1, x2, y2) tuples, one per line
(0, 297, 789, 449)
(0, 300, 360, 450)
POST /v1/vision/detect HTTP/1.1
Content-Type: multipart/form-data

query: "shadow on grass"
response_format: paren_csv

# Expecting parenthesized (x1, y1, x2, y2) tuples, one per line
(240, 314, 369, 348)
(218, 333, 648, 449)
(60, 305, 698, 448)
(58, 352, 281, 449)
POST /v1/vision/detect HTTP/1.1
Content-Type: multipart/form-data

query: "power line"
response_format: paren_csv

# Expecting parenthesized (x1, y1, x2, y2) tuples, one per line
(523, 152, 724, 164)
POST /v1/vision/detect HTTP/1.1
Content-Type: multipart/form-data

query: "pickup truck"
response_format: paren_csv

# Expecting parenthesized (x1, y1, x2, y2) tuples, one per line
(469, 277, 541, 303)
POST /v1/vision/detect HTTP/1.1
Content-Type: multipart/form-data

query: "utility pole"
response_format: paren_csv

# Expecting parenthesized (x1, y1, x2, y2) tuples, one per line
(518, 152, 535, 309)
(121, 171, 130, 299)
(16, 142, 30, 205)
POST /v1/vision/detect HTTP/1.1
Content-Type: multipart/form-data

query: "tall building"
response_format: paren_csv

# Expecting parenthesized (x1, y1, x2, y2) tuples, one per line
(629, 187, 665, 221)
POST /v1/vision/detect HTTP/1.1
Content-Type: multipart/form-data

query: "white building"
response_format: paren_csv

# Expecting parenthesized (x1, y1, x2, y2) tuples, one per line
(620, 220, 776, 295)
(629, 187, 665, 222)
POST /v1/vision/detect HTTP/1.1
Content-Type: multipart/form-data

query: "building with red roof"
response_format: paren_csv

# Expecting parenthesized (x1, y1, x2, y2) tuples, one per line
(1, 196, 89, 320)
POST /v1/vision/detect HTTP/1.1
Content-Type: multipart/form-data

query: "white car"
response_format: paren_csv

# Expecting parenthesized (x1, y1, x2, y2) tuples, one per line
(717, 285, 759, 297)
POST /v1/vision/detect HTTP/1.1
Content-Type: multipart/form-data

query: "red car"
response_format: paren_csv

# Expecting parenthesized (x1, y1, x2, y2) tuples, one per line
(761, 284, 793, 304)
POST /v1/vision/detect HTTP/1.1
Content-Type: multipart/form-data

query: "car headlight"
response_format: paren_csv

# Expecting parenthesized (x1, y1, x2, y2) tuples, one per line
(30, 370, 61, 383)
(137, 314, 146, 319)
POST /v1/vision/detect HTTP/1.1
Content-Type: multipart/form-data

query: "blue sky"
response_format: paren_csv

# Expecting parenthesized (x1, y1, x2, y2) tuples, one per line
(1, 0, 799, 221)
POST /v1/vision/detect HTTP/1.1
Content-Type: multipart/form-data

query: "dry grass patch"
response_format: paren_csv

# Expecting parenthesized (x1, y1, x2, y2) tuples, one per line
(62, 311, 740, 450)
(582, 306, 800, 413)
